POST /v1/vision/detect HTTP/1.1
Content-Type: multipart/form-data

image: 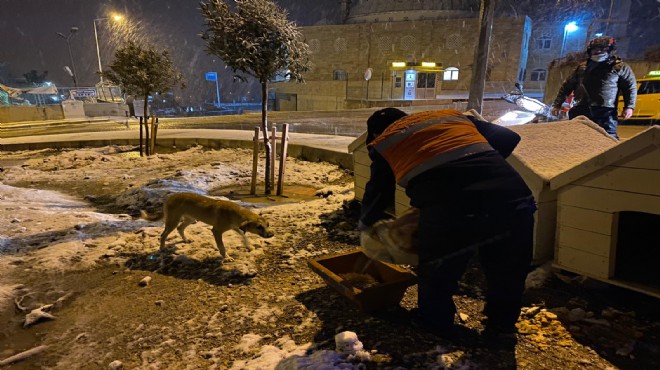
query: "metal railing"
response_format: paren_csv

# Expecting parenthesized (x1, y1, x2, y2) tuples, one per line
(7, 85, 124, 106)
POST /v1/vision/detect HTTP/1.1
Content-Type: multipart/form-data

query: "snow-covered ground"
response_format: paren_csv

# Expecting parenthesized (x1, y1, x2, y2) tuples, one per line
(1, 144, 657, 370)
(0, 145, 378, 369)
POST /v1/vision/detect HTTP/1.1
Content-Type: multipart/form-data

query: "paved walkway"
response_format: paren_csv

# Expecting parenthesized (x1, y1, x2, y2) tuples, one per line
(0, 128, 358, 170)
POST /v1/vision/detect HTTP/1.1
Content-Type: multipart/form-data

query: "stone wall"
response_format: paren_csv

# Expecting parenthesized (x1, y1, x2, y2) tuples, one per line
(0, 102, 129, 123)
(345, 0, 479, 23)
(0, 105, 64, 122)
(273, 16, 530, 110)
(83, 102, 130, 117)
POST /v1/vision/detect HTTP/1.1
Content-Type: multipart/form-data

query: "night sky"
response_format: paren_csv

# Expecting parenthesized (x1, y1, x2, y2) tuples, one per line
(0, 0, 657, 103)
(0, 0, 339, 103)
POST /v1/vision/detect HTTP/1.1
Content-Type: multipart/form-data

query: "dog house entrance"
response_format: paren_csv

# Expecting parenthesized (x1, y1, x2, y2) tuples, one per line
(614, 211, 660, 288)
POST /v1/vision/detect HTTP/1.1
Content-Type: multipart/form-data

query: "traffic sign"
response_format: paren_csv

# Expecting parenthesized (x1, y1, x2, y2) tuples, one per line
(206, 72, 218, 81)
(133, 100, 148, 117)
(71, 88, 97, 98)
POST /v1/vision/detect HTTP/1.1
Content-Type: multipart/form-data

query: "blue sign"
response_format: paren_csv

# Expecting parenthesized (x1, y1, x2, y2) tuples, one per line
(206, 72, 218, 81)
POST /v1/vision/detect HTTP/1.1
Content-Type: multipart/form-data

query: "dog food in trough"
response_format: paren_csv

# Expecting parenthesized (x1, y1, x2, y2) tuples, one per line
(308, 250, 417, 312)
(339, 272, 380, 290)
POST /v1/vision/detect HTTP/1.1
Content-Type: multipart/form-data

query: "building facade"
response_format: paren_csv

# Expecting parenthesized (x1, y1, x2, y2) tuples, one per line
(340, 0, 479, 23)
(272, 0, 636, 111)
(273, 15, 531, 111)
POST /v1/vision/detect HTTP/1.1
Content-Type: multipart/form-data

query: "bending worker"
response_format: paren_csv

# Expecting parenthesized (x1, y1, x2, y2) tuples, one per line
(359, 108, 536, 339)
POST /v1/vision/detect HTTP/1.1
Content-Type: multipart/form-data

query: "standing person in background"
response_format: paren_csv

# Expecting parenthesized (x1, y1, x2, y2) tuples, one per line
(359, 108, 536, 342)
(551, 36, 637, 139)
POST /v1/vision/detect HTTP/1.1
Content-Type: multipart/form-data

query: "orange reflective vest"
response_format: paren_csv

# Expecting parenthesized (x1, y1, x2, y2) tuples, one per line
(369, 109, 494, 187)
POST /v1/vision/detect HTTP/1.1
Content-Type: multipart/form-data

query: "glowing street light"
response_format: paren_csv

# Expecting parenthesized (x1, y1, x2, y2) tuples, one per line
(94, 14, 123, 84)
(560, 21, 579, 59)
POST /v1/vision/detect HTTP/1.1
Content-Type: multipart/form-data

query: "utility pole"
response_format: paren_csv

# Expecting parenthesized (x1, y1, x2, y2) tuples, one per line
(94, 15, 124, 85)
(215, 77, 221, 108)
(57, 27, 79, 88)
(467, 0, 495, 114)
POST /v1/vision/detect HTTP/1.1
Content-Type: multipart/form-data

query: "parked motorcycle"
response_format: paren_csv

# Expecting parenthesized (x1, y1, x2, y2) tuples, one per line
(493, 83, 559, 126)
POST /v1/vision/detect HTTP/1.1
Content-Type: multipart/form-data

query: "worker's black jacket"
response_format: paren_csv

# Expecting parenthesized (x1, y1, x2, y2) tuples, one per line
(552, 57, 637, 110)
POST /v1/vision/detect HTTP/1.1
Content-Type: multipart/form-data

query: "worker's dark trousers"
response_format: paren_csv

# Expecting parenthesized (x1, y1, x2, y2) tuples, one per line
(569, 105, 619, 140)
(416, 205, 534, 330)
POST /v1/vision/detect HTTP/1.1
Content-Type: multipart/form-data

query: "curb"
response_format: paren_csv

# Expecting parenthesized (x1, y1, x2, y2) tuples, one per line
(1, 117, 117, 129)
(1, 133, 355, 172)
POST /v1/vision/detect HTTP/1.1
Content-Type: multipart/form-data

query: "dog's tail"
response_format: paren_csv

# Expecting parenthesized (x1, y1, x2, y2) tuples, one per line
(140, 209, 163, 221)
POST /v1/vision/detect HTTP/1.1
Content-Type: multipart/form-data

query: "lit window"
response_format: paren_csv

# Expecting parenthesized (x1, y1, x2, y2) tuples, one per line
(530, 69, 546, 81)
(536, 36, 551, 49)
(443, 67, 459, 81)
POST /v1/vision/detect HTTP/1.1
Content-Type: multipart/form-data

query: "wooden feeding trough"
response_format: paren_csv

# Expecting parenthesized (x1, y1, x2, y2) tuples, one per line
(308, 250, 417, 312)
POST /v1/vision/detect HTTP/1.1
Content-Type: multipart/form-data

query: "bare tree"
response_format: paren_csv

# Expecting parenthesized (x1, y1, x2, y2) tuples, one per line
(200, 0, 311, 194)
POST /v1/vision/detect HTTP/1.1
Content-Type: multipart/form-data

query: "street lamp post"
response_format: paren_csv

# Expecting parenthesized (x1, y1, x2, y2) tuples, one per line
(57, 27, 79, 88)
(560, 21, 579, 59)
(94, 15, 123, 84)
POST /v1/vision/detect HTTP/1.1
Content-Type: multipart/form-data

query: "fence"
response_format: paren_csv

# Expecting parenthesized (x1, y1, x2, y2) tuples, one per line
(58, 85, 124, 103)
(7, 85, 124, 106)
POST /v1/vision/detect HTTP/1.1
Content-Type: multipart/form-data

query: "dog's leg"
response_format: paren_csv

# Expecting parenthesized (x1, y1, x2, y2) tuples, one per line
(211, 227, 233, 263)
(234, 228, 253, 251)
(176, 216, 195, 243)
(160, 215, 180, 250)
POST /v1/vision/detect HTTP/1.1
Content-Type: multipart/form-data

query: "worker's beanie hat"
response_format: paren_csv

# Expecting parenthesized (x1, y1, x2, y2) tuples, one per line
(366, 108, 408, 144)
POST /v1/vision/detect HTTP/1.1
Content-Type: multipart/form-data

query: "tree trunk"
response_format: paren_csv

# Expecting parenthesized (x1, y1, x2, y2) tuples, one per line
(143, 94, 150, 156)
(467, 0, 496, 114)
(261, 80, 271, 194)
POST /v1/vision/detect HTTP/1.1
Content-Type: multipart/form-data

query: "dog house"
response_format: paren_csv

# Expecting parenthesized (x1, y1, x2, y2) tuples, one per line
(506, 118, 618, 261)
(550, 126, 660, 297)
(349, 115, 618, 262)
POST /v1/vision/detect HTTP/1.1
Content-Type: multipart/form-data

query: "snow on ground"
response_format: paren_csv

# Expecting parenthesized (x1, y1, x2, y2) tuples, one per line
(0, 183, 138, 267)
(0, 145, 364, 368)
(2, 144, 651, 369)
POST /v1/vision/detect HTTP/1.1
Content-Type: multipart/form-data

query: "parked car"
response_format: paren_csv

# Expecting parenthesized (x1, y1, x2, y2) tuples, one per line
(619, 73, 660, 124)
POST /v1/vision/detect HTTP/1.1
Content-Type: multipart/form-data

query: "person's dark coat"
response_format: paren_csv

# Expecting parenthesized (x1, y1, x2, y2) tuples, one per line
(552, 58, 637, 110)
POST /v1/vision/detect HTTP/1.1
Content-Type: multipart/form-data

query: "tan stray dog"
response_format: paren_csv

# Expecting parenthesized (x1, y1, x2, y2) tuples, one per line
(141, 192, 274, 261)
